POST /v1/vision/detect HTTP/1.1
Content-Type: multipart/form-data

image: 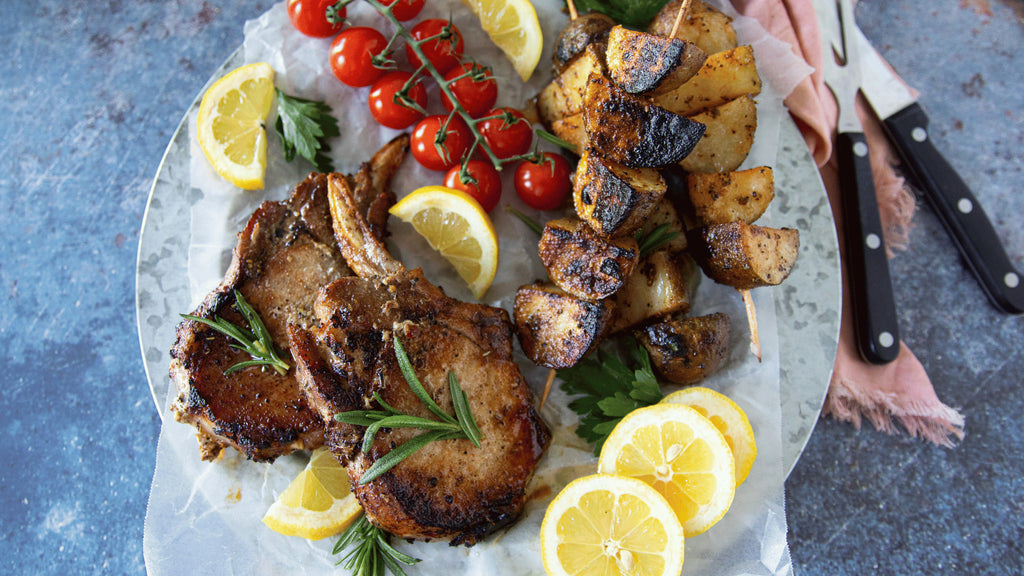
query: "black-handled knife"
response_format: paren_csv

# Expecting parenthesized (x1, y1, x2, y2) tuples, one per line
(855, 27, 1024, 315)
(819, 0, 901, 364)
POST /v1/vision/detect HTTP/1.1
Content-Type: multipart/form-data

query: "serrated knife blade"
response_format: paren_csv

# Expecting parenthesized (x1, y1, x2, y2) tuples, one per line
(854, 26, 1024, 314)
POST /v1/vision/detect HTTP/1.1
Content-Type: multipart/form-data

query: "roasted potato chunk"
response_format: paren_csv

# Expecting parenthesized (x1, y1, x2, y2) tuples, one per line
(536, 45, 606, 128)
(679, 95, 757, 174)
(550, 113, 588, 155)
(574, 148, 667, 238)
(605, 25, 707, 96)
(554, 12, 616, 73)
(539, 218, 640, 301)
(688, 166, 774, 225)
(514, 282, 615, 369)
(612, 250, 700, 333)
(636, 196, 689, 253)
(647, 0, 738, 55)
(689, 220, 800, 289)
(636, 312, 731, 385)
(583, 73, 705, 168)
(653, 45, 761, 117)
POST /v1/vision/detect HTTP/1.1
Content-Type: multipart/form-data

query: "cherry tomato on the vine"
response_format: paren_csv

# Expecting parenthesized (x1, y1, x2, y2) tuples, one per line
(368, 71, 428, 130)
(380, 0, 426, 21)
(287, 0, 345, 38)
(441, 63, 498, 118)
(406, 19, 464, 74)
(444, 160, 502, 213)
(478, 107, 534, 160)
(411, 115, 473, 171)
(514, 152, 572, 210)
(329, 27, 389, 88)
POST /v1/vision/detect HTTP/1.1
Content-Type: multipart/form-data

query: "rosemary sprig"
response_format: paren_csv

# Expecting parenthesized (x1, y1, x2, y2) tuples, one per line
(504, 205, 544, 236)
(535, 128, 578, 155)
(274, 88, 340, 173)
(180, 290, 290, 376)
(635, 222, 681, 257)
(333, 514, 420, 576)
(557, 338, 664, 455)
(335, 334, 483, 484)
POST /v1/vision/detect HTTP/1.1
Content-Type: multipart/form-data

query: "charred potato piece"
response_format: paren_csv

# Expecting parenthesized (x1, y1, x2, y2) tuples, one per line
(688, 166, 774, 225)
(612, 250, 700, 333)
(605, 25, 707, 96)
(689, 220, 800, 289)
(554, 12, 616, 73)
(550, 113, 588, 155)
(679, 95, 757, 174)
(637, 312, 731, 385)
(514, 282, 615, 369)
(653, 45, 761, 117)
(583, 73, 705, 168)
(647, 0, 738, 56)
(536, 45, 606, 128)
(539, 218, 640, 301)
(574, 148, 667, 238)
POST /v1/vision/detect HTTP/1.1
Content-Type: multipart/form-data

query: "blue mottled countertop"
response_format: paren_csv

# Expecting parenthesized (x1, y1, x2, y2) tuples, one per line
(1, 0, 1021, 574)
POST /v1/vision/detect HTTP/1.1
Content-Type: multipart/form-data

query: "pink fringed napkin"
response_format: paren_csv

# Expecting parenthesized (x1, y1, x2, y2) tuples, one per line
(731, 0, 965, 446)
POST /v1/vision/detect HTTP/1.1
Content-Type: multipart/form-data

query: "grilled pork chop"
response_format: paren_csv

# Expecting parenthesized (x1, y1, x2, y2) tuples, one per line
(169, 135, 409, 462)
(288, 173, 550, 545)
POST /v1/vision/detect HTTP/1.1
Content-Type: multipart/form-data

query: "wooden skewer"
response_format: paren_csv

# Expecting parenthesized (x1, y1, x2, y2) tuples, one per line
(566, 0, 578, 20)
(538, 367, 557, 410)
(669, 0, 693, 39)
(740, 289, 762, 362)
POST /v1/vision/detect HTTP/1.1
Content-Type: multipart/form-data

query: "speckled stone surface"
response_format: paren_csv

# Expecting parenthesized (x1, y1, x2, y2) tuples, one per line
(1, 0, 1021, 575)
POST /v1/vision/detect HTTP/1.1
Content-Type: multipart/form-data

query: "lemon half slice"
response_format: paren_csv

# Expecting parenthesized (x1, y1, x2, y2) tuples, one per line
(460, 0, 543, 81)
(598, 403, 736, 537)
(262, 447, 362, 540)
(389, 186, 499, 299)
(541, 473, 685, 576)
(662, 387, 758, 487)
(196, 62, 275, 190)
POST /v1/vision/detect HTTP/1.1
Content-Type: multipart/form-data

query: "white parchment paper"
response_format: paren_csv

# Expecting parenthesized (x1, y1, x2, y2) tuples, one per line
(145, 1, 812, 574)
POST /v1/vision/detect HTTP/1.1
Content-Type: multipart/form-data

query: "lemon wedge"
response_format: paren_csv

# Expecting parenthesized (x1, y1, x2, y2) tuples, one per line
(460, 0, 543, 81)
(663, 387, 758, 487)
(389, 186, 499, 299)
(598, 403, 736, 537)
(541, 473, 685, 576)
(262, 447, 362, 540)
(196, 62, 275, 190)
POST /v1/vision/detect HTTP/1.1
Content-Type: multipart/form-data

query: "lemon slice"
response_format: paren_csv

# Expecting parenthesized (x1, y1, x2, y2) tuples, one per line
(389, 186, 499, 299)
(196, 62, 275, 190)
(662, 387, 758, 487)
(460, 0, 543, 81)
(262, 447, 362, 540)
(541, 474, 685, 576)
(598, 403, 736, 537)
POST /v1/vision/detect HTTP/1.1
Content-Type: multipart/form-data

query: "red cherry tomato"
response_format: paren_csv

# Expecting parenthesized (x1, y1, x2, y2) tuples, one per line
(441, 63, 498, 118)
(514, 153, 573, 210)
(478, 107, 534, 160)
(368, 71, 428, 130)
(329, 27, 388, 87)
(411, 115, 473, 171)
(287, 0, 345, 38)
(380, 0, 426, 21)
(405, 19, 464, 74)
(444, 160, 502, 213)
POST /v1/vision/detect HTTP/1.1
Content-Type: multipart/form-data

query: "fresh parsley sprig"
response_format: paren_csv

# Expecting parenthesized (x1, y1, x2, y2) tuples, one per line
(558, 338, 664, 454)
(335, 334, 483, 485)
(274, 88, 340, 173)
(333, 514, 420, 576)
(180, 290, 290, 376)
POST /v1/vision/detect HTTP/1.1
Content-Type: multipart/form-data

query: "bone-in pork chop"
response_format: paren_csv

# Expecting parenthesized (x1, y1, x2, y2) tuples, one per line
(169, 136, 408, 462)
(288, 174, 550, 545)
